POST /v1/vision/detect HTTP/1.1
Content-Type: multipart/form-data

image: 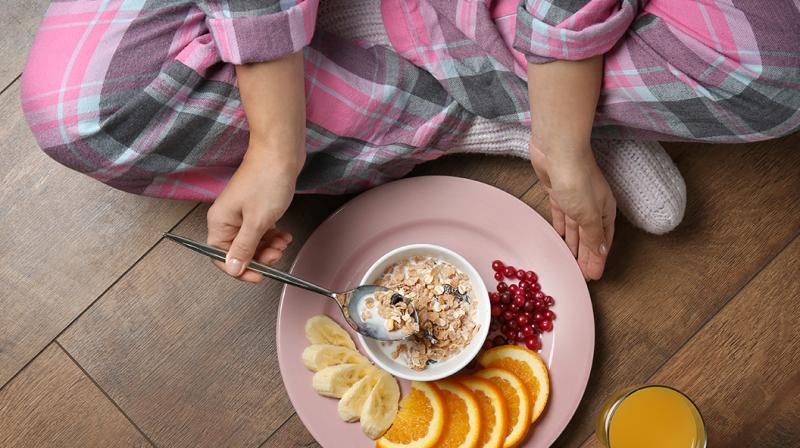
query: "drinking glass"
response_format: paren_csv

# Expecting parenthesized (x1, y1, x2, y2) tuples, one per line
(597, 385, 706, 448)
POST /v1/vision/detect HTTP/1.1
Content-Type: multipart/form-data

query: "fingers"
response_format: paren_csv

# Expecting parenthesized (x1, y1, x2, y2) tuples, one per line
(565, 217, 579, 257)
(238, 247, 284, 283)
(229, 230, 293, 283)
(580, 231, 606, 280)
(224, 218, 268, 276)
(603, 196, 617, 254)
(550, 194, 566, 237)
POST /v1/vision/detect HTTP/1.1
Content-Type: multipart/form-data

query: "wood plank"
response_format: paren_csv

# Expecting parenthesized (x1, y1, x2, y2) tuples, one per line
(516, 134, 800, 447)
(55, 154, 534, 447)
(580, 236, 800, 447)
(0, 0, 48, 89)
(647, 236, 800, 448)
(57, 195, 348, 448)
(261, 413, 320, 448)
(408, 153, 536, 198)
(0, 343, 151, 447)
(0, 81, 195, 387)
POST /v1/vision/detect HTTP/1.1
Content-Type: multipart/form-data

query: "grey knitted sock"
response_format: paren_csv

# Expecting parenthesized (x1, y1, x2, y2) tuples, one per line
(592, 139, 686, 234)
(317, 0, 391, 47)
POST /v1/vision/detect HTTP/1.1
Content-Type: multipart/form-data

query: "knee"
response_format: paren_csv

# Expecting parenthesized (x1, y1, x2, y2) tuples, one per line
(722, 73, 800, 140)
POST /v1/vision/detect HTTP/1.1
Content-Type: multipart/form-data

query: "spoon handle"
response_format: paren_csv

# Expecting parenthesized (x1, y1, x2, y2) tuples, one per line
(164, 233, 337, 300)
(245, 259, 337, 299)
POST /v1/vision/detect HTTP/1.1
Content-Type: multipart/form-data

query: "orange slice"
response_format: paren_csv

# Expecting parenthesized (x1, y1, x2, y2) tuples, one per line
(376, 381, 446, 448)
(434, 380, 482, 448)
(458, 376, 508, 448)
(479, 345, 550, 423)
(474, 368, 531, 448)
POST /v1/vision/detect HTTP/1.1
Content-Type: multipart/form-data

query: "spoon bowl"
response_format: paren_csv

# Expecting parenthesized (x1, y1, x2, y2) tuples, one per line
(336, 285, 420, 341)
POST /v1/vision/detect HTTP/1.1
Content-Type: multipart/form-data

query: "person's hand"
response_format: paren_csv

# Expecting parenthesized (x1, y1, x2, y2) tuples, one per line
(206, 149, 300, 283)
(530, 140, 615, 280)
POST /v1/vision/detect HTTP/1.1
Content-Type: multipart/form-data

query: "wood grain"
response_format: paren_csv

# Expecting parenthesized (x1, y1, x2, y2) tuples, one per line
(261, 413, 320, 448)
(407, 153, 537, 198)
(57, 195, 348, 448)
(0, 343, 151, 447)
(53, 155, 537, 447)
(0, 81, 195, 387)
(0, 0, 47, 89)
(518, 134, 800, 447)
(580, 236, 800, 447)
(647, 236, 800, 448)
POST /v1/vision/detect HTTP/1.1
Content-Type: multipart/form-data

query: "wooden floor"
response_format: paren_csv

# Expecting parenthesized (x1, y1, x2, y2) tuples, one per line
(1, 4, 799, 447)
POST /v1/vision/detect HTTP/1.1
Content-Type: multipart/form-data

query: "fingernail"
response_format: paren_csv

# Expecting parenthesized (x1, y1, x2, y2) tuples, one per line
(600, 243, 608, 255)
(225, 256, 244, 276)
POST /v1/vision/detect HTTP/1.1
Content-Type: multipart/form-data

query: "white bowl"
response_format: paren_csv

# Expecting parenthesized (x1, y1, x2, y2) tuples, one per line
(357, 244, 490, 381)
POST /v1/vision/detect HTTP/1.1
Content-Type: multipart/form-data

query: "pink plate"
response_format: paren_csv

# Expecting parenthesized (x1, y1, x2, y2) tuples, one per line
(277, 176, 594, 447)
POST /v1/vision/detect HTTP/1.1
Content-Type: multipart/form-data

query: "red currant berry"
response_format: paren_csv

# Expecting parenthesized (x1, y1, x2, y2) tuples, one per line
(515, 269, 526, 279)
(500, 292, 512, 304)
(535, 291, 545, 300)
(489, 292, 500, 304)
(508, 284, 519, 294)
(523, 300, 536, 312)
(493, 335, 508, 346)
(525, 335, 542, 350)
(491, 260, 505, 272)
(502, 310, 515, 323)
(516, 314, 529, 326)
(513, 295, 525, 307)
(497, 281, 509, 293)
(516, 330, 527, 342)
(491, 305, 501, 317)
(501, 324, 512, 334)
(524, 289, 534, 299)
(518, 280, 530, 290)
(538, 319, 553, 332)
(494, 271, 504, 281)
(508, 319, 519, 329)
(533, 312, 545, 322)
(525, 270, 538, 282)
(503, 266, 516, 278)
(503, 328, 517, 341)
(522, 324, 536, 337)
(544, 310, 556, 320)
(533, 298, 545, 310)
(544, 295, 555, 307)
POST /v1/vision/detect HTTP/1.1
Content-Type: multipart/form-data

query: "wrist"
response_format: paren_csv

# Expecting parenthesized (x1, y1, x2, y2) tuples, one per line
(531, 134, 593, 165)
(242, 142, 305, 176)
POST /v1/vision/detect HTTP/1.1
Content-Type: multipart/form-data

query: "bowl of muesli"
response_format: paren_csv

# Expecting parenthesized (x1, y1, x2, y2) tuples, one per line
(357, 244, 490, 381)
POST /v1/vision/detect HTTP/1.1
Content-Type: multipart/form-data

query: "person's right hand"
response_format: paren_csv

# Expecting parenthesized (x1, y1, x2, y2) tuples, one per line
(529, 140, 616, 280)
(206, 149, 300, 283)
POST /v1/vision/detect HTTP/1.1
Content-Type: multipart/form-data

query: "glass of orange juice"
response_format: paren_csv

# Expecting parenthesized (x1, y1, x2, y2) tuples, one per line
(597, 385, 706, 448)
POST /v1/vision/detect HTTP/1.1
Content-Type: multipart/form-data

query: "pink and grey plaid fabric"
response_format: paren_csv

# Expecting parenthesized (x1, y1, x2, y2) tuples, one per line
(21, 0, 800, 201)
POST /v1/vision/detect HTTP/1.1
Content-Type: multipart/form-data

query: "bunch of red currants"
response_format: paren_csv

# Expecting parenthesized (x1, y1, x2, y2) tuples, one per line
(485, 260, 555, 351)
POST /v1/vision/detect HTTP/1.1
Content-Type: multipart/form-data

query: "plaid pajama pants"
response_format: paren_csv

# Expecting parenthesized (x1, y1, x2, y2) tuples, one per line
(21, 0, 800, 200)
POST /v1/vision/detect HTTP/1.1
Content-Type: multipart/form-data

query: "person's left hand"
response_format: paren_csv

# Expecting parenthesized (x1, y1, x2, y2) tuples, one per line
(529, 140, 616, 280)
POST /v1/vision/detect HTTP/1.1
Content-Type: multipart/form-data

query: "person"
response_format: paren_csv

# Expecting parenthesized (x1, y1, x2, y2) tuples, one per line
(21, 0, 800, 282)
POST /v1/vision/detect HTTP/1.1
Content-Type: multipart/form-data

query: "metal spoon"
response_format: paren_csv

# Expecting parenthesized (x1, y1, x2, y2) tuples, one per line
(163, 233, 420, 341)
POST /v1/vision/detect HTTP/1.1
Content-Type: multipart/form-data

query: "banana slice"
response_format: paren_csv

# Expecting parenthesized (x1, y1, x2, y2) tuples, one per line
(312, 364, 375, 398)
(338, 369, 382, 422)
(305, 315, 356, 350)
(302, 344, 370, 372)
(360, 371, 400, 440)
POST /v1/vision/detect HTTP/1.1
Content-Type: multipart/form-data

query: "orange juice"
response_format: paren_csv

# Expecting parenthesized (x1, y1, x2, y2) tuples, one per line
(597, 385, 706, 448)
